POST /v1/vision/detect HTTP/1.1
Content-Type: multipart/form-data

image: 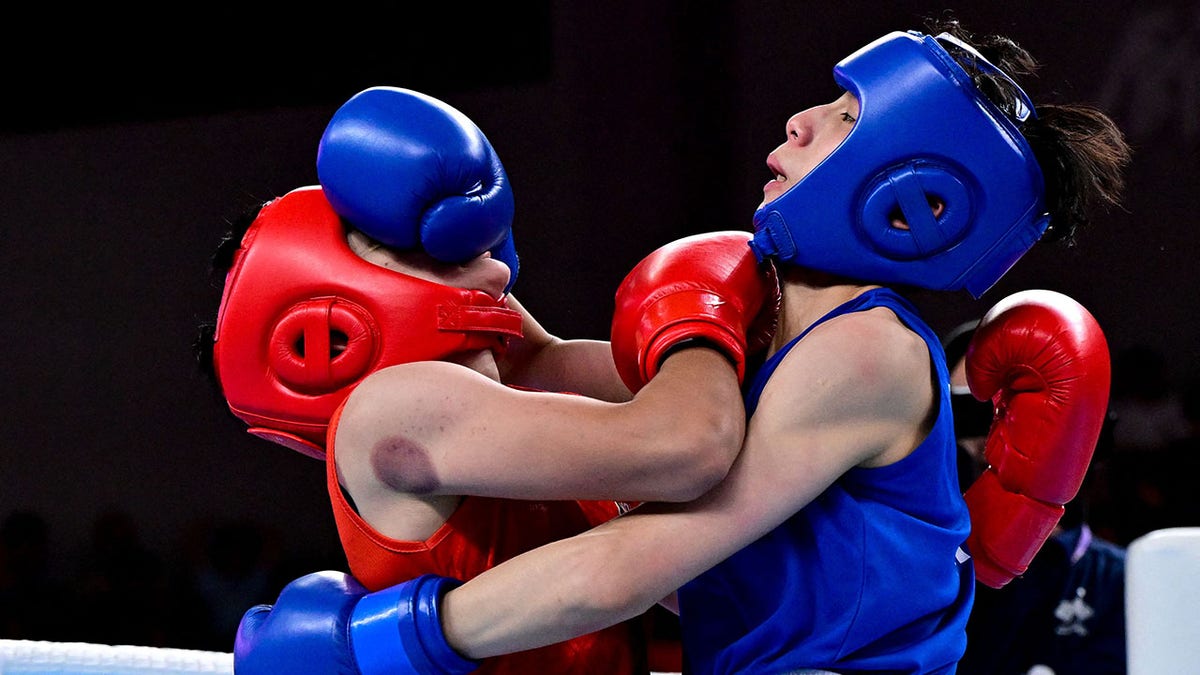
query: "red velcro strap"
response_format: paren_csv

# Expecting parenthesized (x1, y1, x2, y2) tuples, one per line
(436, 304, 523, 337)
(639, 290, 746, 382)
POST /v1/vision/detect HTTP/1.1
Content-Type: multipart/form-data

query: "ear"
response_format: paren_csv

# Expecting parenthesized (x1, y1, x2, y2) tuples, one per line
(890, 198, 946, 230)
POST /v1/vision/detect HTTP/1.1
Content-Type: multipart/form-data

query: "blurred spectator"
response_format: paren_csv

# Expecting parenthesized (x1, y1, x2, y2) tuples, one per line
(189, 520, 277, 650)
(1101, 347, 1194, 543)
(1156, 377, 1200, 528)
(74, 510, 170, 646)
(945, 321, 1127, 675)
(1109, 344, 1190, 453)
(0, 510, 76, 640)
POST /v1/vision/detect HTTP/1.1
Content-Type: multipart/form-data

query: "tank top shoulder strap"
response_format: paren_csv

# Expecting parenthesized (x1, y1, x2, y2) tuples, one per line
(743, 288, 919, 415)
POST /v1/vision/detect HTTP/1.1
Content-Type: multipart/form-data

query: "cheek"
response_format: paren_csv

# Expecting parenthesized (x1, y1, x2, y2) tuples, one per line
(818, 131, 850, 164)
(784, 153, 827, 186)
(384, 254, 449, 285)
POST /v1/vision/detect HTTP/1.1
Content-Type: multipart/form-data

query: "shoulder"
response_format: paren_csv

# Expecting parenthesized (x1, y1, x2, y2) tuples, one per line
(756, 305, 935, 466)
(350, 361, 502, 405)
(337, 362, 509, 445)
(775, 306, 931, 399)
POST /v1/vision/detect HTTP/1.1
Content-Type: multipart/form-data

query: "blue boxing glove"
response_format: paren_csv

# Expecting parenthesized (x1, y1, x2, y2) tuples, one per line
(317, 86, 518, 291)
(235, 571, 478, 675)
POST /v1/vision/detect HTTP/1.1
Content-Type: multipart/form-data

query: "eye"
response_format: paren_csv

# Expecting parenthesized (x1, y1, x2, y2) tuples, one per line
(840, 112, 857, 123)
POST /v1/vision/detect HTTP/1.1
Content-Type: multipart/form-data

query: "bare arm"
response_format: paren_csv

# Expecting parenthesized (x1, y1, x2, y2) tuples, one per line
(336, 344, 745, 505)
(497, 294, 632, 402)
(439, 309, 937, 656)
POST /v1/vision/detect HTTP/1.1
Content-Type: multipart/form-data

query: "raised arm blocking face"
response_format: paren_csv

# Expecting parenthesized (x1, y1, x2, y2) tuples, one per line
(334, 345, 746, 518)
(347, 228, 512, 301)
(495, 294, 633, 403)
(231, 89, 769, 675)
(333, 227, 781, 529)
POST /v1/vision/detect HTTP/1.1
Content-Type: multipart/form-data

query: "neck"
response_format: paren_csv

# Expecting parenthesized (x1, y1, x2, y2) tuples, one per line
(769, 266, 881, 356)
(448, 349, 502, 383)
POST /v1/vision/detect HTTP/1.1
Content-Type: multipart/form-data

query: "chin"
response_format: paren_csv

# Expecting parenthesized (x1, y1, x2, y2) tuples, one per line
(758, 190, 785, 210)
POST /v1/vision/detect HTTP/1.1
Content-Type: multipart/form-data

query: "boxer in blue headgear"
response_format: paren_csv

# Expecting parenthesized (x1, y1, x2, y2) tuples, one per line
(231, 19, 1131, 675)
(750, 31, 1048, 298)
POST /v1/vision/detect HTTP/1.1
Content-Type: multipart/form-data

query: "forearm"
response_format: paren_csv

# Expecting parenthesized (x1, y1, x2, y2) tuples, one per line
(440, 513, 683, 658)
(636, 347, 747, 468)
(512, 338, 632, 402)
(500, 295, 631, 401)
(441, 538, 630, 657)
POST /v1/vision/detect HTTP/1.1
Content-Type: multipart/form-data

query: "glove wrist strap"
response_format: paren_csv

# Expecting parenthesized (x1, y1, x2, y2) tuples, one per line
(351, 575, 478, 675)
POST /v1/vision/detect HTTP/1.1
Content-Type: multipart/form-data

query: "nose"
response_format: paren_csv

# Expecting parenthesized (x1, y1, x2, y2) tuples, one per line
(784, 111, 814, 147)
(462, 254, 512, 299)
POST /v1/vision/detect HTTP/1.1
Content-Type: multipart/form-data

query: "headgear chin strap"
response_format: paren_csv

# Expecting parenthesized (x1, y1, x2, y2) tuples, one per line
(212, 186, 523, 459)
(750, 31, 1049, 298)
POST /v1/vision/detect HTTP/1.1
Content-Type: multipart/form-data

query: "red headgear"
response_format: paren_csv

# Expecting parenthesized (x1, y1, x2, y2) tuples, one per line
(212, 186, 523, 459)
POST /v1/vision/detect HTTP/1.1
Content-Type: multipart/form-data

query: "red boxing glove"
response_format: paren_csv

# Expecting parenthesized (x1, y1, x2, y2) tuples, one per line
(961, 289, 1111, 588)
(610, 231, 780, 393)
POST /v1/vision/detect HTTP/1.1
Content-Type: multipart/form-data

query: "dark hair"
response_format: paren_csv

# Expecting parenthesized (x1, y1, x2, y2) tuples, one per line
(192, 201, 267, 386)
(927, 16, 1132, 246)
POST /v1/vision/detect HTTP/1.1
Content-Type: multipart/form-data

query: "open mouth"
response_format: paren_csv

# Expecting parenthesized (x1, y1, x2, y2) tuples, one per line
(766, 155, 787, 185)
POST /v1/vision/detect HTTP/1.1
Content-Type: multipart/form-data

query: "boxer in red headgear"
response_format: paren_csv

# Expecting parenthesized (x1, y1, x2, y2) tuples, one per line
(202, 86, 780, 675)
(212, 185, 523, 460)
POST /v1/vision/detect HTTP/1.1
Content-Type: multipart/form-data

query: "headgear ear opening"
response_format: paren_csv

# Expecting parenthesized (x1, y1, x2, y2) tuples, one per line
(858, 163, 974, 260)
(268, 299, 378, 395)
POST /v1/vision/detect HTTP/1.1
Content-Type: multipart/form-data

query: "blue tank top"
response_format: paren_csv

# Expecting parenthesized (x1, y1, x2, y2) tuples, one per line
(677, 288, 974, 674)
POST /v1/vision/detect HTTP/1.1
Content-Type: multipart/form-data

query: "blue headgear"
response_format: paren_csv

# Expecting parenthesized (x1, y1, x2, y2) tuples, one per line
(749, 31, 1049, 298)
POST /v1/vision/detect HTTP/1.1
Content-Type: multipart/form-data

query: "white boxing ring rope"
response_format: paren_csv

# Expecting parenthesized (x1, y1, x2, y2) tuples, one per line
(0, 640, 232, 674)
(0, 641, 685, 675)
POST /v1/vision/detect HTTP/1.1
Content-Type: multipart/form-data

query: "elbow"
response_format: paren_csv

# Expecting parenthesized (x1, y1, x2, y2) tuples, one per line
(657, 409, 742, 501)
(621, 382, 744, 501)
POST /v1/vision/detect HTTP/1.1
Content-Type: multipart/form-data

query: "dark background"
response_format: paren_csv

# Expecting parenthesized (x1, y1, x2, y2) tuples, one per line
(1, 1, 1196, 646)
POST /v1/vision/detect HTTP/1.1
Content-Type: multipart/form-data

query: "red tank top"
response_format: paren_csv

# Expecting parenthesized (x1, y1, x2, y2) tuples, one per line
(326, 400, 645, 674)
